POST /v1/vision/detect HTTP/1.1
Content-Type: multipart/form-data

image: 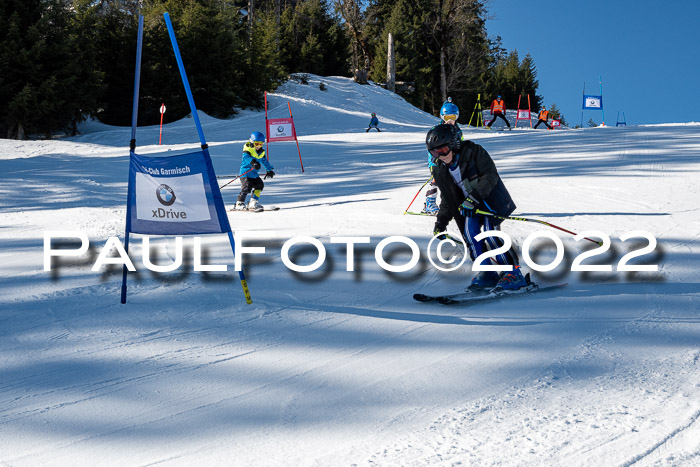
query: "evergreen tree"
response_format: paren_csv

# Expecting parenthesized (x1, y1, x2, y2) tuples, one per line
(89, 0, 288, 126)
(436, 0, 490, 119)
(1, 0, 89, 138)
(334, 0, 371, 82)
(518, 53, 541, 109)
(279, 0, 349, 77)
(548, 103, 566, 126)
(483, 50, 541, 117)
(365, 0, 490, 117)
(367, 0, 433, 108)
(67, 0, 103, 135)
(91, 1, 141, 126)
(249, 10, 286, 100)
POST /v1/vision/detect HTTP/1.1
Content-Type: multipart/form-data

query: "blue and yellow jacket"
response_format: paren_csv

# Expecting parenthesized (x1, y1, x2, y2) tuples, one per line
(240, 142, 274, 178)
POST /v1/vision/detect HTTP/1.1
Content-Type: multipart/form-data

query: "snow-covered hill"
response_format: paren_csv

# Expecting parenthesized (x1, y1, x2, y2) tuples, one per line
(1, 75, 699, 466)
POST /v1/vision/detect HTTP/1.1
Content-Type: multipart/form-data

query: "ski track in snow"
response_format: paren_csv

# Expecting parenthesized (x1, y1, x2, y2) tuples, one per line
(365, 290, 700, 466)
(1, 75, 699, 465)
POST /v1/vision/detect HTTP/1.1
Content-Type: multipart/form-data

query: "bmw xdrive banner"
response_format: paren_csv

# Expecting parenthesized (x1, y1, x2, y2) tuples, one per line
(582, 95, 603, 109)
(128, 151, 228, 235)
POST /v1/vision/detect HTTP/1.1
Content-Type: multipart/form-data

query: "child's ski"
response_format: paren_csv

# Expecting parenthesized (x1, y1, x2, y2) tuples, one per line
(229, 206, 280, 212)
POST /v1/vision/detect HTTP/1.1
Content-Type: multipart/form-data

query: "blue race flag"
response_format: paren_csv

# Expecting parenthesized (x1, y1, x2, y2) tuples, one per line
(121, 12, 251, 305)
(128, 150, 230, 235)
(583, 95, 603, 110)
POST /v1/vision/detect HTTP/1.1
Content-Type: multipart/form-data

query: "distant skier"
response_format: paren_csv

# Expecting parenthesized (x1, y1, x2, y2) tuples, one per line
(487, 95, 511, 129)
(233, 131, 275, 212)
(422, 99, 463, 215)
(366, 112, 381, 132)
(534, 105, 552, 129)
(426, 123, 527, 292)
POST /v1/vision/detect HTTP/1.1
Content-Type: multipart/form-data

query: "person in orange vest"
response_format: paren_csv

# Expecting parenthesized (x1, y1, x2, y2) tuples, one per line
(487, 95, 511, 129)
(534, 105, 552, 129)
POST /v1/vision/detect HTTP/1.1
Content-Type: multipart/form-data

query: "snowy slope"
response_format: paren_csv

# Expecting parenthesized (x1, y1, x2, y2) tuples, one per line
(1, 75, 699, 466)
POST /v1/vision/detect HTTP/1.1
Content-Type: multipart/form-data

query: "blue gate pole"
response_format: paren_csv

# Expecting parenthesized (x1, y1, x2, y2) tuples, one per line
(163, 13, 207, 148)
(599, 76, 605, 126)
(163, 12, 252, 304)
(122, 14, 144, 304)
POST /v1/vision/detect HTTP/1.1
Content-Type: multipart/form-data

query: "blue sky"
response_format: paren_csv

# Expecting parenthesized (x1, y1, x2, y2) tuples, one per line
(485, 1, 700, 125)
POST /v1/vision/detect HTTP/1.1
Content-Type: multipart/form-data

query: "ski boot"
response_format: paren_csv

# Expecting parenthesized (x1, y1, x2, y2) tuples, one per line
(466, 270, 500, 293)
(247, 198, 264, 212)
(422, 195, 439, 215)
(233, 201, 247, 211)
(492, 265, 528, 291)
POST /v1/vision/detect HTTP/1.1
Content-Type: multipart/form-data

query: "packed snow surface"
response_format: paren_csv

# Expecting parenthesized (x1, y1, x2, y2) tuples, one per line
(1, 75, 699, 466)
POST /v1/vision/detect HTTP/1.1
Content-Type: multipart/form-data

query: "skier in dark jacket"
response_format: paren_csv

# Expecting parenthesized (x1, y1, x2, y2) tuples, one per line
(426, 123, 527, 291)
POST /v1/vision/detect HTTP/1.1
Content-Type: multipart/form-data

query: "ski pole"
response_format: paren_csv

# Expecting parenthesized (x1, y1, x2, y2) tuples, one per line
(403, 176, 434, 214)
(475, 209, 603, 246)
(219, 168, 253, 189)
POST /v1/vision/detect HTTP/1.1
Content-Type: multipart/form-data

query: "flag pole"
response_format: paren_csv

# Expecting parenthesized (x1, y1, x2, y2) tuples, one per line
(599, 75, 605, 126)
(581, 82, 585, 128)
(164, 12, 252, 304)
(121, 14, 144, 304)
(288, 102, 304, 172)
(264, 91, 269, 159)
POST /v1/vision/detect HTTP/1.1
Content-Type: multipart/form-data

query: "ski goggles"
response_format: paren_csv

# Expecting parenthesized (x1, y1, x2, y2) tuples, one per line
(429, 144, 451, 160)
(253, 141, 264, 148)
(442, 114, 458, 122)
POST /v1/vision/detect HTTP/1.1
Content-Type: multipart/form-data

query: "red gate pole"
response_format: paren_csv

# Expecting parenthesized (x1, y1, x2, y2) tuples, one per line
(288, 102, 304, 173)
(159, 103, 166, 144)
(264, 91, 269, 159)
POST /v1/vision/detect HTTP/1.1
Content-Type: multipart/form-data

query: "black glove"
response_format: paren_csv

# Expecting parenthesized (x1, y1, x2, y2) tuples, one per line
(251, 159, 261, 170)
(264, 170, 275, 180)
(433, 222, 447, 240)
(459, 192, 482, 218)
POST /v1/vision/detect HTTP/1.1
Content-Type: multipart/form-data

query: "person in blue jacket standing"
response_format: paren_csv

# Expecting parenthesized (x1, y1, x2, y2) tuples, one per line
(234, 131, 275, 212)
(423, 99, 463, 215)
(366, 112, 381, 132)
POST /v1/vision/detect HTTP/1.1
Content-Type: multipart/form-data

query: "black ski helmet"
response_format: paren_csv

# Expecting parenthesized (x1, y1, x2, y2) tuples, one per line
(426, 123, 461, 153)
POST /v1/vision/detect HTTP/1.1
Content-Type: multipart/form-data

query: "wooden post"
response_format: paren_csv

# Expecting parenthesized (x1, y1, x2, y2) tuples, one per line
(386, 33, 395, 92)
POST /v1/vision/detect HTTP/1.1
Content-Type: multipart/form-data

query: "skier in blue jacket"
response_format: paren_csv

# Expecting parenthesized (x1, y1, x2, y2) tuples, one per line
(423, 99, 463, 215)
(234, 131, 275, 212)
(366, 113, 381, 132)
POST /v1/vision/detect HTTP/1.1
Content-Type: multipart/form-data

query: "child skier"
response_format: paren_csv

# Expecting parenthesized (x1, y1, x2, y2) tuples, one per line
(422, 99, 463, 215)
(426, 123, 527, 292)
(366, 113, 381, 132)
(234, 131, 275, 212)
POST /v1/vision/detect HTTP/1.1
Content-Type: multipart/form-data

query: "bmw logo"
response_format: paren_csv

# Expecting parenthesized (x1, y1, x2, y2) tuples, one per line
(277, 125, 284, 132)
(156, 184, 176, 206)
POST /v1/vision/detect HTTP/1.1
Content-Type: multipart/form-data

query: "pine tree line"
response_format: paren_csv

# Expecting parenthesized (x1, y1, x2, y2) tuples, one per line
(1, 0, 559, 139)
(360, 0, 548, 123)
